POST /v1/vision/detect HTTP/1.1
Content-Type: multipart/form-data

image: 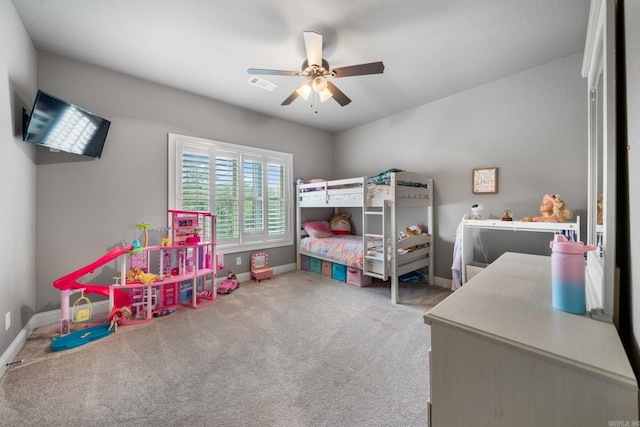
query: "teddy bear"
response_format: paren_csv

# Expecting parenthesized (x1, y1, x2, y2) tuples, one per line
(402, 225, 424, 250)
(330, 213, 352, 235)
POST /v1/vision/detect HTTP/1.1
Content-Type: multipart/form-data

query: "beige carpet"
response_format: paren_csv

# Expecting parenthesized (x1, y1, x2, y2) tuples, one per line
(1, 271, 451, 427)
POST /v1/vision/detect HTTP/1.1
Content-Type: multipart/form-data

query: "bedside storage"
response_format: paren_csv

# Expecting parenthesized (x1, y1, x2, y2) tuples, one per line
(321, 260, 332, 277)
(300, 255, 310, 271)
(332, 263, 346, 282)
(309, 257, 322, 274)
(346, 267, 371, 287)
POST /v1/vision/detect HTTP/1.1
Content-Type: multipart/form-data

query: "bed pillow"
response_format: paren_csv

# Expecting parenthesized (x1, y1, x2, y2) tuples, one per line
(303, 221, 334, 238)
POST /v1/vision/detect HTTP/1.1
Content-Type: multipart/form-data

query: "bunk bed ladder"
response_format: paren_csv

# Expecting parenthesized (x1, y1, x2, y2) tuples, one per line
(363, 203, 388, 281)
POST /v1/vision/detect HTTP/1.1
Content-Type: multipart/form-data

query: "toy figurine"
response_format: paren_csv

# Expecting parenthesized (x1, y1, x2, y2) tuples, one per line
(470, 204, 484, 219)
(522, 194, 572, 223)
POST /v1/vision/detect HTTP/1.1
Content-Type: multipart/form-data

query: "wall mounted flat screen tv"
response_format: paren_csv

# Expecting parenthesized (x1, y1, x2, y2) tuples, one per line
(23, 90, 111, 159)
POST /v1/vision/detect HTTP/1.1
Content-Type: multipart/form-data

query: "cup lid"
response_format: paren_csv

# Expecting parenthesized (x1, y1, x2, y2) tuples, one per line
(550, 234, 597, 254)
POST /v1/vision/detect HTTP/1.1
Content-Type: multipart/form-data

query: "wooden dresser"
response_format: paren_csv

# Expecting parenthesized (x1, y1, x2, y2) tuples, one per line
(424, 252, 638, 426)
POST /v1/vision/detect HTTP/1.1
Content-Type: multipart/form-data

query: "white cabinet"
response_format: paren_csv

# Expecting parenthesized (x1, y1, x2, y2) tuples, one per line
(460, 216, 580, 284)
(425, 252, 637, 426)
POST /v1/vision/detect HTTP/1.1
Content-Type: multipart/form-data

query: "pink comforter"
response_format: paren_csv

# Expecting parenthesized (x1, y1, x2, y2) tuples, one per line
(300, 235, 366, 268)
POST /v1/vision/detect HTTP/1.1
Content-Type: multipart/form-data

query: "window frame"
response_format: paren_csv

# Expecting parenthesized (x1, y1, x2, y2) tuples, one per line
(168, 133, 293, 255)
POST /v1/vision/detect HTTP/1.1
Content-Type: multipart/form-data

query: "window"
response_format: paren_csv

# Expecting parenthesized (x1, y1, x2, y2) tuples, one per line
(168, 133, 293, 253)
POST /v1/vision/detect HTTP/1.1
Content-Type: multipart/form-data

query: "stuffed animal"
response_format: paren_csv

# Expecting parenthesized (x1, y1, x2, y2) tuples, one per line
(405, 224, 423, 237)
(330, 213, 352, 235)
(471, 204, 484, 219)
(597, 194, 603, 225)
(403, 225, 424, 250)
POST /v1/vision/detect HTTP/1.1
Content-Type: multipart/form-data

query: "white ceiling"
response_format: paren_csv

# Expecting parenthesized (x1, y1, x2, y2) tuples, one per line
(11, 0, 591, 133)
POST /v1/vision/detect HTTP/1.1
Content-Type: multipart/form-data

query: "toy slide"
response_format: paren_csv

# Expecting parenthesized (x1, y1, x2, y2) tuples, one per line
(53, 244, 134, 308)
(54, 244, 135, 339)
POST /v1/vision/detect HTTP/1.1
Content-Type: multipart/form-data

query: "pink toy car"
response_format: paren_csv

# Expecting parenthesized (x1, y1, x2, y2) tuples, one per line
(217, 278, 239, 294)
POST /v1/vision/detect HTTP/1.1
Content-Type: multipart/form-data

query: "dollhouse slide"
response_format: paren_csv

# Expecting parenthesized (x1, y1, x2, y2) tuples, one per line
(53, 244, 134, 339)
(53, 244, 133, 306)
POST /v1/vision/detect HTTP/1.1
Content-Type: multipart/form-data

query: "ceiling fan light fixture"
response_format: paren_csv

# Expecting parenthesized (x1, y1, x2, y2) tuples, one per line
(319, 88, 333, 103)
(296, 83, 311, 101)
(312, 76, 328, 93)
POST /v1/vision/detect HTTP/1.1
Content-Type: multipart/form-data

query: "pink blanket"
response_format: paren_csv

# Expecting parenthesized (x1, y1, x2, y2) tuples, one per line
(300, 235, 366, 268)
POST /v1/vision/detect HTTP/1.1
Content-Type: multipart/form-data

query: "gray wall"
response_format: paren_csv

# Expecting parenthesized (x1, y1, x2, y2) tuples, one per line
(0, 0, 37, 358)
(334, 54, 588, 279)
(34, 53, 334, 312)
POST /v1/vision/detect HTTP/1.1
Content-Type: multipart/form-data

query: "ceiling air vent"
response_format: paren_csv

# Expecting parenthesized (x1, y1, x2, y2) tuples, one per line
(247, 76, 278, 91)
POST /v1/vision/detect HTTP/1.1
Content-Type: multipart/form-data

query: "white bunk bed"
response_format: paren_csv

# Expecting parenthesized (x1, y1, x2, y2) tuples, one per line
(296, 171, 434, 304)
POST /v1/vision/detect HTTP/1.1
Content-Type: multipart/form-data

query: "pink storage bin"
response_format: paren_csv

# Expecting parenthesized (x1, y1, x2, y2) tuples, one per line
(322, 260, 333, 277)
(346, 267, 371, 287)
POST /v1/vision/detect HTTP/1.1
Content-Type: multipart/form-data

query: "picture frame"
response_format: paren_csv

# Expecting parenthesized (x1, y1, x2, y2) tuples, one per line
(472, 167, 498, 194)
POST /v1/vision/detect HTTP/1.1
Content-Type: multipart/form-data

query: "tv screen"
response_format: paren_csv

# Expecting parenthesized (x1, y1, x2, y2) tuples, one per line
(23, 90, 111, 159)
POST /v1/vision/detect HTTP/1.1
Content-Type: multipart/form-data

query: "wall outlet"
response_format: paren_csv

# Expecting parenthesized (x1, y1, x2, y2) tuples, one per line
(5, 312, 10, 331)
(236, 256, 241, 265)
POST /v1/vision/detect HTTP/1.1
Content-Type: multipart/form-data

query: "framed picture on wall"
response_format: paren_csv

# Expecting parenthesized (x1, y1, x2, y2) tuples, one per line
(472, 167, 498, 194)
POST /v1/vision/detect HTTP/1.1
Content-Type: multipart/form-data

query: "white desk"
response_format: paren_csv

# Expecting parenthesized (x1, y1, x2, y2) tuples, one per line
(425, 252, 637, 426)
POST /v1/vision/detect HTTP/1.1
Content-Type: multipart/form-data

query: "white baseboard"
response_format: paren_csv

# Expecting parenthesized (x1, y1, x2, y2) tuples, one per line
(433, 276, 452, 290)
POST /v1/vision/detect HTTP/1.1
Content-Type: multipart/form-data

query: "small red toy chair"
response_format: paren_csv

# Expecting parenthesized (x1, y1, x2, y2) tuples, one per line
(250, 252, 273, 282)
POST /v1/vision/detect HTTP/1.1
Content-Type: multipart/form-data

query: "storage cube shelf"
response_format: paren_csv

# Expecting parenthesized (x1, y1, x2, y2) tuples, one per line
(347, 267, 372, 287)
(301, 255, 310, 271)
(310, 257, 322, 274)
(332, 263, 346, 282)
(322, 260, 332, 277)
(301, 258, 369, 287)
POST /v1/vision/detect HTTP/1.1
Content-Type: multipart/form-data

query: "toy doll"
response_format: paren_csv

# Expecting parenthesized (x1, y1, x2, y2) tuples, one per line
(522, 194, 572, 223)
(108, 306, 131, 333)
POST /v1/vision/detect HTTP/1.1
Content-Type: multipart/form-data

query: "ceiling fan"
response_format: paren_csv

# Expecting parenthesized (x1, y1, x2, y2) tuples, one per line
(247, 31, 385, 107)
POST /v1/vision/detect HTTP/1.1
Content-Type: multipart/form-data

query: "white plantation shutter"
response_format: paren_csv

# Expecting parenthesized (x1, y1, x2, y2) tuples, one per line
(243, 156, 264, 243)
(181, 149, 211, 213)
(168, 133, 292, 252)
(267, 161, 286, 236)
(214, 151, 240, 245)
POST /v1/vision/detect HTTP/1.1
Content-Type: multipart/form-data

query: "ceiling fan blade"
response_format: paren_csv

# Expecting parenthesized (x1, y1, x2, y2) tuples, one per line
(247, 68, 300, 76)
(281, 90, 299, 106)
(331, 61, 385, 78)
(326, 81, 351, 106)
(303, 31, 323, 67)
